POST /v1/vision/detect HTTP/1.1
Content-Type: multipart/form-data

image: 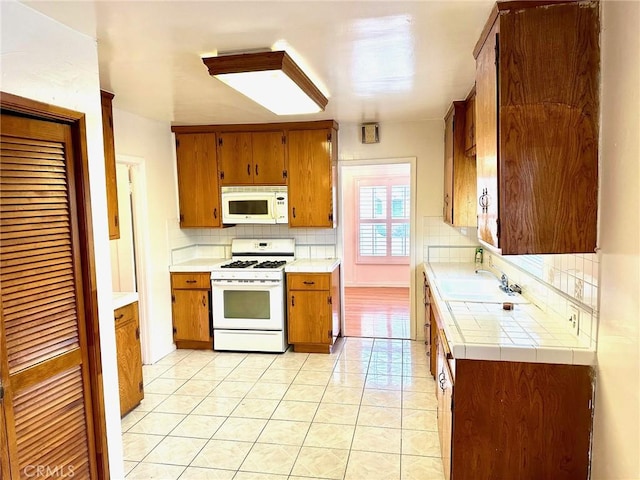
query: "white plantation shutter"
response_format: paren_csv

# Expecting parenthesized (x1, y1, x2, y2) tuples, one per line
(357, 178, 409, 264)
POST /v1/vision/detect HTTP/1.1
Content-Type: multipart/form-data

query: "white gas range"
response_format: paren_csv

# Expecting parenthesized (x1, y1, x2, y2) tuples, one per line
(210, 238, 295, 353)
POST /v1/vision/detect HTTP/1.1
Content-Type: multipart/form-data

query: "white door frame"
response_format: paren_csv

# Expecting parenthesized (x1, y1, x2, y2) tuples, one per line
(338, 156, 418, 340)
(115, 154, 153, 363)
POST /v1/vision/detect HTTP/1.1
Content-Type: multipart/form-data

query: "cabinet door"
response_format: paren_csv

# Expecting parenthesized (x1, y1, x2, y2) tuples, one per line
(288, 129, 334, 227)
(436, 331, 453, 480)
(464, 92, 476, 154)
(176, 133, 220, 227)
(172, 289, 211, 342)
(252, 131, 286, 185)
(475, 20, 500, 248)
(115, 304, 143, 416)
(288, 290, 330, 344)
(443, 109, 454, 225)
(100, 90, 120, 239)
(218, 132, 253, 185)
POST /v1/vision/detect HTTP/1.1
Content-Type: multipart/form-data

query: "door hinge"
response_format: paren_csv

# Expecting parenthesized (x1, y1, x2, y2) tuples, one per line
(139, 381, 144, 392)
(496, 218, 500, 238)
(135, 327, 140, 340)
(328, 330, 332, 339)
(175, 139, 180, 148)
(179, 214, 184, 223)
(218, 137, 223, 146)
(328, 296, 332, 305)
(328, 212, 333, 222)
(327, 133, 332, 142)
(172, 326, 177, 334)
(494, 33, 500, 68)
(0, 384, 4, 401)
(282, 135, 286, 144)
(220, 171, 225, 180)
(171, 295, 175, 303)
(283, 170, 287, 179)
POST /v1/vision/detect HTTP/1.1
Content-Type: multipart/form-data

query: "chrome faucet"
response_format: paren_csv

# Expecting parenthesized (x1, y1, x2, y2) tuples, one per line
(475, 269, 514, 295)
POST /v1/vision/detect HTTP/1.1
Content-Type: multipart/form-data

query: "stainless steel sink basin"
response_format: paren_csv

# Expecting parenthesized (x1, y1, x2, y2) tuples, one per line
(435, 279, 529, 304)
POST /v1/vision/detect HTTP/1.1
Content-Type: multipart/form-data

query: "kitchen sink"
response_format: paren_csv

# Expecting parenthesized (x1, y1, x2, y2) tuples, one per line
(435, 279, 529, 304)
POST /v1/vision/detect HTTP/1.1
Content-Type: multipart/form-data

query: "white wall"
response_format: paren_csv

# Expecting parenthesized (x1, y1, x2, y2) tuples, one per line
(339, 120, 445, 338)
(111, 108, 178, 364)
(591, 1, 640, 478)
(0, 1, 124, 477)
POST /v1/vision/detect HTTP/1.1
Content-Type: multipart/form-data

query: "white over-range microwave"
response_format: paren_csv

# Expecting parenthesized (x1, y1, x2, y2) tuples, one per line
(221, 186, 288, 224)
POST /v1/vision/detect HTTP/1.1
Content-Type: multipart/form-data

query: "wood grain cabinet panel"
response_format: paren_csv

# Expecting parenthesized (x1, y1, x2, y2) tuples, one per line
(100, 90, 120, 239)
(175, 133, 221, 228)
(114, 301, 143, 417)
(444, 101, 477, 227)
(170, 272, 212, 349)
(218, 131, 286, 185)
(464, 89, 476, 156)
(474, 1, 600, 254)
(287, 268, 341, 353)
(287, 128, 337, 228)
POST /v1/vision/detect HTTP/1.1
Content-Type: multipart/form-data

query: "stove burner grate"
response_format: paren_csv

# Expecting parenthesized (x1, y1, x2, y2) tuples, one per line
(254, 260, 287, 269)
(220, 260, 259, 269)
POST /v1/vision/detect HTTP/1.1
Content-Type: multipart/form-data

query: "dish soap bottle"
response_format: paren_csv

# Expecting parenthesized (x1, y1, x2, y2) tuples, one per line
(474, 247, 483, 267)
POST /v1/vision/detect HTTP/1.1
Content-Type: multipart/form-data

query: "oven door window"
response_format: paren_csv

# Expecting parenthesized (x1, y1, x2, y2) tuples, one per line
(223, 290, 271, 319)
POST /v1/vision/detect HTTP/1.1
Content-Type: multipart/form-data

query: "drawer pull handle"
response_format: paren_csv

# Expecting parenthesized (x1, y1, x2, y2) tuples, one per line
(186, 280, 197, 284)
(303, 281, 315, 285)
(115, 313, 124, 320)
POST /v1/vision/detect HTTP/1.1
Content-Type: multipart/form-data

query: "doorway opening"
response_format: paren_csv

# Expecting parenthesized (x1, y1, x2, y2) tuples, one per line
(110, 155, 152, 363)
(340, 161, 413, 339)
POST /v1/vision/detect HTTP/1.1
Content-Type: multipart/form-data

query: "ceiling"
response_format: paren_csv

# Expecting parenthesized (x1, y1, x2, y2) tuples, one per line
(24, 0, 494, 126)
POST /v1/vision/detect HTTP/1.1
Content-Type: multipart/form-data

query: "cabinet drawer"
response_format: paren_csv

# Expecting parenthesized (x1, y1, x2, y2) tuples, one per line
(114, 302, 138, 327)
(171, 272, 211, 289)
(287, 273, 330, 290)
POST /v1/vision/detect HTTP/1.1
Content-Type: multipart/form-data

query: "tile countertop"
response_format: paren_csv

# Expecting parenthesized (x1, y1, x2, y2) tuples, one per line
(169, 258, 226, 273)
(113, 291, 139, 310)
(285, 258, 341, 273)
(425, 263, 595, 366)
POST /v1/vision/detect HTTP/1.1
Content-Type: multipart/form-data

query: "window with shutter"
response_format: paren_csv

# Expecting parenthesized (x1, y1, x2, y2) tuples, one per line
(356, 177, 410, 264)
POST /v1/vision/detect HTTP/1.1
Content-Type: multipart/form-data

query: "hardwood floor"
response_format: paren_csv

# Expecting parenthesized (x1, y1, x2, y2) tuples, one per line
(343, 287, 410, 339)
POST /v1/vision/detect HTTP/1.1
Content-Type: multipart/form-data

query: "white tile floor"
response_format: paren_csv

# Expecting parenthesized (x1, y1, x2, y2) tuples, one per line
(122, 338, 445, 480)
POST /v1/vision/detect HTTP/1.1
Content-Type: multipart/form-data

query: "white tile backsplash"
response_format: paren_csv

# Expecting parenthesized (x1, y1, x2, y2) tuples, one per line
(422, 215, 600, 352)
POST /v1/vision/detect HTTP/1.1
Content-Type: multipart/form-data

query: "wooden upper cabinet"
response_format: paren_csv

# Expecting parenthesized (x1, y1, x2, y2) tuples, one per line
(474, 1, 599, 254)
(218, 131, 286, 185)
(175, 133, 221, 228)
(464, 89, 476, 156)
(100, 90, 120, 239)
(288, 128, 336, 228)
(444, 102, 477, 227)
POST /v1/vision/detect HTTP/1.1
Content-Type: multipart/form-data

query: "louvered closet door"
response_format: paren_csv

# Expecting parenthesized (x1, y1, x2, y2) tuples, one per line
(0, 113, 97, 479)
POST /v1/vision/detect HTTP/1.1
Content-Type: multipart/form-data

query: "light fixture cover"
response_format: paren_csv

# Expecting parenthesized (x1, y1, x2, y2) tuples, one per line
(202, 51, 328, 115)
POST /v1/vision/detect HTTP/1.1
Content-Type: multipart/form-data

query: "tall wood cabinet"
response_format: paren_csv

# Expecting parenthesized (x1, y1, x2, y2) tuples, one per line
(287, 266, 341, 353)
(218, 131, 286, 185)
(288, 127, 337, 228)
(175, 133, 221, 228)
(474, 1, 599, 254)
(114, 301, 144, 416)
(170, 272, 213, 349)
(100, 90, 120, 239)
(443, 101, 476, 227)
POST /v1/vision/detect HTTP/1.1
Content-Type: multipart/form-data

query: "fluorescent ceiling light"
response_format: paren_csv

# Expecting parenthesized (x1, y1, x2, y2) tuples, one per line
(202, 51, 328, 115)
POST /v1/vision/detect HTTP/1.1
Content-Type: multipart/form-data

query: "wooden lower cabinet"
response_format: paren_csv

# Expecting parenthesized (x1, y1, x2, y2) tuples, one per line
(114, 301, 144, 417)
(171, 272, 213, 349)
(287, 267, 341, 353)
(438, 355, 594, 479)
